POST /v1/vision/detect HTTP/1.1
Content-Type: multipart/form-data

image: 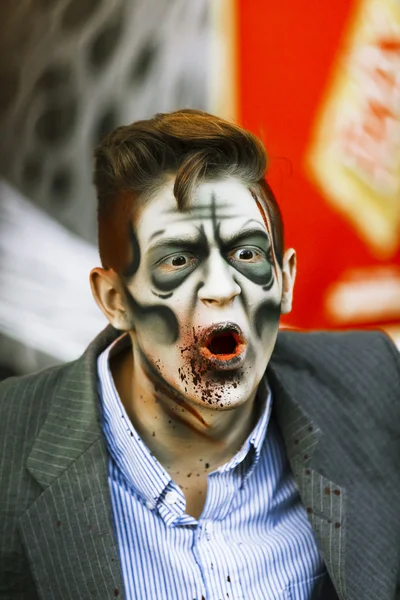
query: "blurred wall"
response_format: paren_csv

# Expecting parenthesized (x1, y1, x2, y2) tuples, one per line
(0, 0, 209, 243)
(0, 0, 212, 376)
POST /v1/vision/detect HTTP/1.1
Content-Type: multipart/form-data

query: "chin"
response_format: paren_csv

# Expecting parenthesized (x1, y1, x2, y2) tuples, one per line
(181, 374, 260, 411)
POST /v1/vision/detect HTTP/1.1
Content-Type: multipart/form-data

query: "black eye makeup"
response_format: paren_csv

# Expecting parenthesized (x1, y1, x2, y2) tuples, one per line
(149, 237, 208, 292)
(158, 253, 197, 270)
(151, 251, 200, 292)
(148, 226, 275, 293)
(229, 246, 265, 262)
(221, 229, 274, 286)
(226, 245, 273, 285)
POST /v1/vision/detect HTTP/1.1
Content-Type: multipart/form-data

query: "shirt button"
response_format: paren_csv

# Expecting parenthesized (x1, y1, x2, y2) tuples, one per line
(146, 500, 154, 510)
(165, 491, 179, 505)
(205, 521, 213, 534)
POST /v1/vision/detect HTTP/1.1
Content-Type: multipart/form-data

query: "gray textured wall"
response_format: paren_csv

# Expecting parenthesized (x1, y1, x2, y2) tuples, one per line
(0, 0, 209, 243)
(0, 0, 211, 376)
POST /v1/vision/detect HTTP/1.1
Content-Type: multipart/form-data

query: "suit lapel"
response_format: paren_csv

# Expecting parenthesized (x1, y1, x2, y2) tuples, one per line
(268, 333, 399, 600)
(20, 326, 124, 600)
(268, 359, 347, 600)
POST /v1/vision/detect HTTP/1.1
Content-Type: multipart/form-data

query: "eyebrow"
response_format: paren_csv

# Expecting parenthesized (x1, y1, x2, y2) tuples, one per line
(241, 218, 267, 230)
(146, 233, 204, 255)
(220, 225, 271, 248)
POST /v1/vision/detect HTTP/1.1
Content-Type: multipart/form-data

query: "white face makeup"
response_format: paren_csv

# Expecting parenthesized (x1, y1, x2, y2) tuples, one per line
(122, 177, 285, 414)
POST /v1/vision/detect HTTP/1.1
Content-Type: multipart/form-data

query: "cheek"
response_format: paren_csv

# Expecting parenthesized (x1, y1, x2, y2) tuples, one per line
(253, 297, 281, 339)
(124, 285, 180, 345)
(240, 275, 280, 315)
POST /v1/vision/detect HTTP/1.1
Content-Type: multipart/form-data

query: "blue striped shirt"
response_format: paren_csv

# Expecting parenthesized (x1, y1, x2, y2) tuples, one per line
(97, 336, 326, 599)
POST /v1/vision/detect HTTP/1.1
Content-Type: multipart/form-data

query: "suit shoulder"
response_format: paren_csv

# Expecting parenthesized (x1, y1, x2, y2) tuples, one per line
(273, 329, 399, 425)
(276, 328, 399, 369)
(0, 362, 66, 398)
(274, 329, 399, 392)
(0, 362, 72, 437)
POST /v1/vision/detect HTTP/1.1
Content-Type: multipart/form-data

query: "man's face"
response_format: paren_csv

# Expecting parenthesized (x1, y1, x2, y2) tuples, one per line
(122, 177, 290, 410)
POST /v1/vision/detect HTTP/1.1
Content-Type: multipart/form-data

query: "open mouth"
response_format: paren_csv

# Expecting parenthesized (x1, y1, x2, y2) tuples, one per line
(199, 323, 247, 370)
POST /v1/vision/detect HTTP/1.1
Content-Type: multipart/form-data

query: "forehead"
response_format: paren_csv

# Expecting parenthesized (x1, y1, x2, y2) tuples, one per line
(136, 177, 265, 240)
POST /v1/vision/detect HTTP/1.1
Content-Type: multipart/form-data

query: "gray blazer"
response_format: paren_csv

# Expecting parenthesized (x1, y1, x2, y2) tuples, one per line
(0, 326, 399, 600)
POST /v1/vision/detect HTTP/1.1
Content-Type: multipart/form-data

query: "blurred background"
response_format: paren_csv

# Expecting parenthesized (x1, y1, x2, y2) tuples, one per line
(0, 0, 399, 379)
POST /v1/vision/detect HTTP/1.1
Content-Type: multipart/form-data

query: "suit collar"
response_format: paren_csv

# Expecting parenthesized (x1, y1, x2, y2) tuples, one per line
(26, 326, 117, 488)
(267, 354, 347, 600)
(22, 326, 125, 599)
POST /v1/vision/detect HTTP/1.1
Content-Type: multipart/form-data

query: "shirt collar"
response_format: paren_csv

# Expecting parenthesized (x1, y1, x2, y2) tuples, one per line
(97, 334, 272, 509)
(215, 375, 272, 486)
(98, 335, 170, 510)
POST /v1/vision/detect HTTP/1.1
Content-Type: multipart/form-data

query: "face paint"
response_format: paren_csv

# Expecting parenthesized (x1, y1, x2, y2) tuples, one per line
(123, 177, 283, 412)
(122, 224, 180, 345)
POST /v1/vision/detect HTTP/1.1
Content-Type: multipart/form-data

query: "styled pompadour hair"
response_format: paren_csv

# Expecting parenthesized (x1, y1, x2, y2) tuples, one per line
(93, 109, 284, 272)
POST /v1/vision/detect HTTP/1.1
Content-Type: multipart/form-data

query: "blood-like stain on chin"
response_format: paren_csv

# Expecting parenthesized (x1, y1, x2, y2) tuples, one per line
(138, 346, 211, 430)
(178, 325, 242, 408)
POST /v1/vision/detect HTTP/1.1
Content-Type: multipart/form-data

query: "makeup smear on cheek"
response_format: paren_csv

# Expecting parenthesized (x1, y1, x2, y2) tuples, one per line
(120, 223, 181, 344)
(123, 223, 142, 278)
(254, 298, 281, 339)
(138, 346, 209, 428)
(123, 287, 180, 345)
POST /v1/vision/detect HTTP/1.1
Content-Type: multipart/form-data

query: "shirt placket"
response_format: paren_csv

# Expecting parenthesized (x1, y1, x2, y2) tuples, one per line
(191, 470, 245, 600)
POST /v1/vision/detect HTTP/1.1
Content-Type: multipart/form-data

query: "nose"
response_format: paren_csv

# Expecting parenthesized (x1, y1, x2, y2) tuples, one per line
(198, 250, 241, 307)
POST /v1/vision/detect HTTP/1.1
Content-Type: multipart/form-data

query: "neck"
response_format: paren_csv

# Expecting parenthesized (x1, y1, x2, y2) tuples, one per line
(110, 342, 261, 472)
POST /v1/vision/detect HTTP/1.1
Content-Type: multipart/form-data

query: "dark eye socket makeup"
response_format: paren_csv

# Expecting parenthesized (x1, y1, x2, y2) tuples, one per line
(149, 244, 207, 270)
(158, 252, 198, 271)
(228, 247, 266, 263)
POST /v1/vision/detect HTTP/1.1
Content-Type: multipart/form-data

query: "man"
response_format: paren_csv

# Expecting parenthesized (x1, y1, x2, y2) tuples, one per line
(0, 110, 399, 600)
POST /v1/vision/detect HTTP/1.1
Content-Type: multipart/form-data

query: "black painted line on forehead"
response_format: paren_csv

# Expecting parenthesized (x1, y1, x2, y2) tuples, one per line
(196, 223, 208, 248)
(166, 201, 233, 214)
(211, 193, 219, 241)
(166, 196, 239, 224)
(166, 213, 238, 223)
(149, 229, 166, 242)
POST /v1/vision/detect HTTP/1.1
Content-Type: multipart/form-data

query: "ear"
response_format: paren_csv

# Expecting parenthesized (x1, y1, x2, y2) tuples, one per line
(90, 267, 134, 331)
(280, 248, 297, 314)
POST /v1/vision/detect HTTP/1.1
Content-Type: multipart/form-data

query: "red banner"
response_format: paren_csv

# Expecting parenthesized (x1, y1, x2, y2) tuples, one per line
(237, 0, 400, 340)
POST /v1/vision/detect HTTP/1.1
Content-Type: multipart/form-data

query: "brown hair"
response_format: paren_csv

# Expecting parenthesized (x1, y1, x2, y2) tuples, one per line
(93, 109, 284, 272)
